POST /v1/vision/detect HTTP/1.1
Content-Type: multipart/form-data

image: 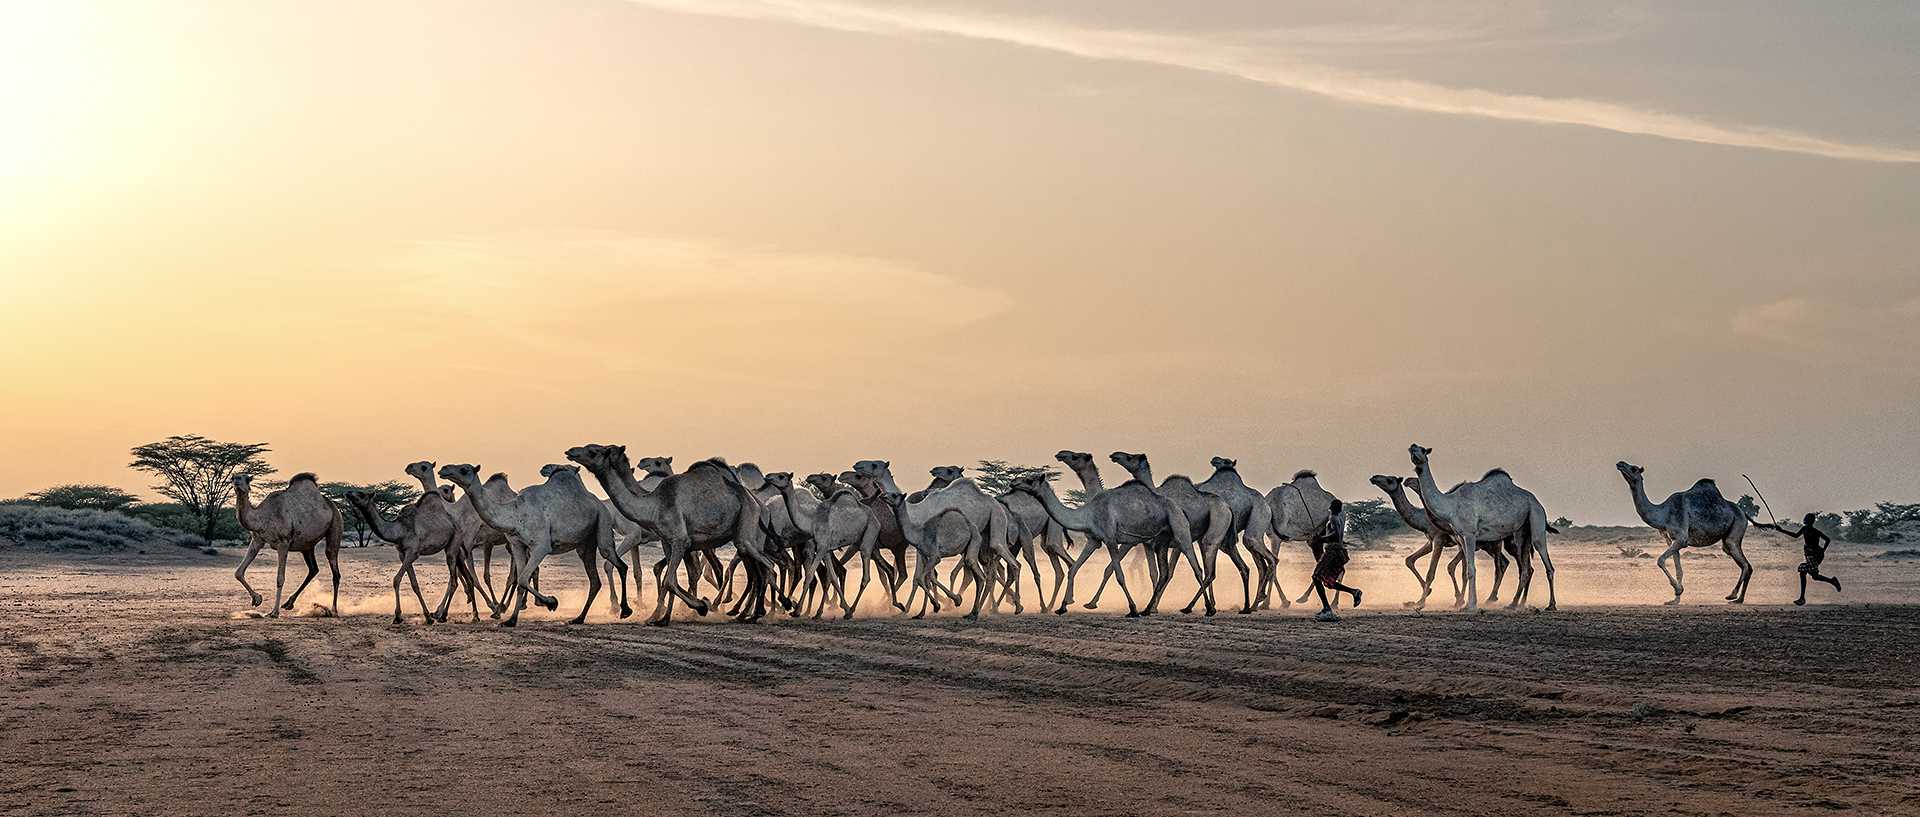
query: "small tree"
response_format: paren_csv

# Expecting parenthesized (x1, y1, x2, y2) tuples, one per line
(25, 484, 142, 512)
(1551, 516, 1573, 530)
(1736, 495, 1762, 521)
(1344, 498, 1406, 548)
(128, 435, 276, 542)
(320, 481, 421, 546)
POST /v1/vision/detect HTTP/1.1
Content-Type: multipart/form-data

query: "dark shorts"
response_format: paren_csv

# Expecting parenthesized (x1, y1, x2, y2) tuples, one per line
(1313, 545, 1349, 587)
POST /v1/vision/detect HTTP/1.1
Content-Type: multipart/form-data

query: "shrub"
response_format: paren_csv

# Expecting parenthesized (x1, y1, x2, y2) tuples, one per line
(0, 505, 170, 551)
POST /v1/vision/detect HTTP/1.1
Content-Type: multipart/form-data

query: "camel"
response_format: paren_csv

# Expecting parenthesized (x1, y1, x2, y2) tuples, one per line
(540, 463, 650, 616)
(405, 461, 510, 616)
(767, 472, 892, 618)
(1616, 461, 1753, 605)
(734, 462, 807, 598)
(880, 477, 1023, 617)
(876, 489, 996, 619)
(438, 462, 626, 626)
(853, 460, 903, 495)
(908, 466, 965, 501)
(567, 446, 788, 624)
(1008, 473, 1204, 617)
(1198, 457, 1283, 610)
(838, 470, 917, 607)
(1108, 452, 1236, 615)
(1371, 475, 1517, 609)
(1408, 446, 1558, 611)
(233, 473, 344, 618)
(1266, 470, 1334, 606)
(342, 487, 484, 624)
(995, 483, 1076, 612)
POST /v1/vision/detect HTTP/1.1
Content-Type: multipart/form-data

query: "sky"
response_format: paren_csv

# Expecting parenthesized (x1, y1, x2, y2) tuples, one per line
(1, 0, 1916, 525)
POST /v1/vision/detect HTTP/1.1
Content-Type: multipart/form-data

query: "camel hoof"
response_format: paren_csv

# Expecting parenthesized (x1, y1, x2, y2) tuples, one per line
(646, 618, 671, 627)
(693, 600, 711, 616)
(1664, 599, 1681, 606)
(1124, 611, 1141, 618)
(1238, 608, 1253, 615)
(499, 619, 517, 628)
(842, 611, 856, 620)
(962, 613, 979, 621)
(1083, 602, 1098, 610)
(1545, 604, 1557, 611)
(249, 594, 263, 606)
(912, 612, 927, 620)
(1054, 607, 1068, 615)
(1205, 608, 1217, 617)
(281, 600, 297, 610)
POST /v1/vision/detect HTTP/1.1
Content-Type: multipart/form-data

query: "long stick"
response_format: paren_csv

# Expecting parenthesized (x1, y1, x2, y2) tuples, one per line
(1742, 475, 1777, 523)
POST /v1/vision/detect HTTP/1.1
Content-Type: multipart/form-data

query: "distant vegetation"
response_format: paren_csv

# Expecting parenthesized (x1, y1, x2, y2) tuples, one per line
(0, 504, 183, 551)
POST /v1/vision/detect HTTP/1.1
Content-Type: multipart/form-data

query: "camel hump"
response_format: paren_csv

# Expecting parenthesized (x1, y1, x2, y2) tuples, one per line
(290, 472, 319, 485)
(1163, 474, 1196, 488)
(692, 458, 741, 486)
(1690, 478, 1724, 498)
(1482, 468, 1511, 481)
(1292, 469, 1318, 480)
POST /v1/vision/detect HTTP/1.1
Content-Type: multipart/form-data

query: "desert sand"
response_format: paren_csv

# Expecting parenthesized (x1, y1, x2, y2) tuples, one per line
(2, 536, 1917, 816)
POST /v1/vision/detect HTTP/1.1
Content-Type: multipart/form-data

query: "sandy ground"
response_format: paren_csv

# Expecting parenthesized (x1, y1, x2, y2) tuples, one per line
(2, 536, 1917, 816)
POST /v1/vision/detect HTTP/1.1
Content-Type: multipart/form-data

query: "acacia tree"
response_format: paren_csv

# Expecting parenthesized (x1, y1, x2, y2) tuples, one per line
(25, 484, 142, 512)
(128, 435, 276, 541)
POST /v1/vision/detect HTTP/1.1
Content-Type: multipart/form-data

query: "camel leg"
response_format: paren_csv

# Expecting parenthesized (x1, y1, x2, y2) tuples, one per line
(505, 540, 556, 626)
(1402, 540, 1436, 609)
(1655, 539, 1686, 605)
(235, 534, 268, 607)
(1446, 550, 1465, 607)
(392, 552, 423, 625)
(569, 543, 603, 625)
(281, 547, 321, 612)
(653, 541, 710, 623)
(1222, 541, 1255, 614)
(1491, 541, 1513, 607)
(1532, 536, 1557, 611)
(1724, 521, 1751, 604)
(445, 548, 483, 622)
(405, 559, 434, 625)
(1058, 537, 1107, 612)
(1106, 543, 1145, 617)
(1457, 526, 1483, 612)
(846, 527, 883, 618)
(1144, 540, 1206, 616)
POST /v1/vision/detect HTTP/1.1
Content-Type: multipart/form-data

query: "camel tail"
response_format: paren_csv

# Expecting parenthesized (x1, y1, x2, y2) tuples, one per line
(1546, 524, 1560, 535)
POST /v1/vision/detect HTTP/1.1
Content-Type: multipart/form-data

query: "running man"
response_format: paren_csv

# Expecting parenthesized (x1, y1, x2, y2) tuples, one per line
(1310, 499, 1362, 613)
(1757, 513, 1842, 605)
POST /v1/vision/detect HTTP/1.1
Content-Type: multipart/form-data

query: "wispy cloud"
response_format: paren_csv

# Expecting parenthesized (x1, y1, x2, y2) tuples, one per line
(621, 0, 1920, 163)
(1732, 296, 1920, 370)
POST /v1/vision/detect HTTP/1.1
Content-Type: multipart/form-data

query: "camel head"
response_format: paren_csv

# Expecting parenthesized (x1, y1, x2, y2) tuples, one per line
(342, 489, 375, 508)
(1369, 475, 1402, 494)
(1055, 451, 1093, 469)
(438, 463, 482, 488)
(1402, 476, 1422, 496)
(436, 485, 456, 502)
(1109, 451, 1148, 471)
(877, 490, 906, 509)
(840, 470, 881, 498)
(764, 471, 795, 490)
(804, 473, 839, 496)
(852, 460, 892, 479)
(1006, 474, 1046, 495)
(634, 456, 673, 478)
(565, 444, 619, 474)
(1409, 445, 1433, 471)
(1210, 457, 1237, 471)
(1615, 461, 1645, 485)
(232, 473, 254, 493)
(404, 461, 436, 482)
(930, 465, 965, 482)
(540, 463, 579, 479)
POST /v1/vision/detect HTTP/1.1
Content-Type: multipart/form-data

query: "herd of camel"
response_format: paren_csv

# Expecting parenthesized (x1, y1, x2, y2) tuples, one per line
(227, 444, 1763, 626)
